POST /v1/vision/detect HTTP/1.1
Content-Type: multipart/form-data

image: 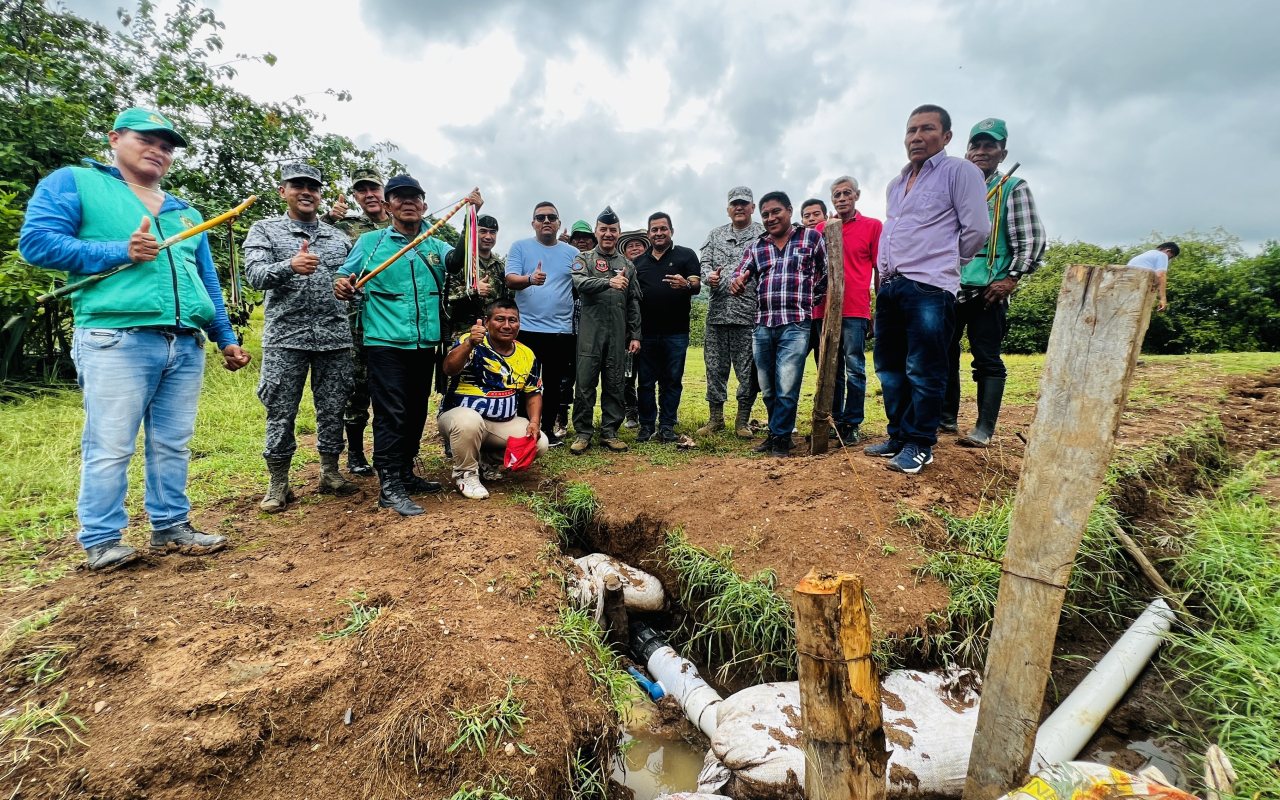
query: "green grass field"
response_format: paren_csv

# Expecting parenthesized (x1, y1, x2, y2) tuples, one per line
(1, 313, 1277, 588)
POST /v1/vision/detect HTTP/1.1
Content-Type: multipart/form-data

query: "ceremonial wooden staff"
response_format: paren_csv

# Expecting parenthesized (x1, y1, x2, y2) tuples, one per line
(2, 195, 258, 334)
(986, 162, 1020, 200)
(353, 194, 473, 289)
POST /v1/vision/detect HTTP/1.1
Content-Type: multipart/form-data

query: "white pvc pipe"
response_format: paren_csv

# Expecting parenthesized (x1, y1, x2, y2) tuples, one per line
(1031, 598, 1176, 770)
(646, 645, 724, 739)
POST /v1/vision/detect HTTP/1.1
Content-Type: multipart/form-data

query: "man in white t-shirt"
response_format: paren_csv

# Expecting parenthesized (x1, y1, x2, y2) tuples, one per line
(1126, 241, 1179, 312)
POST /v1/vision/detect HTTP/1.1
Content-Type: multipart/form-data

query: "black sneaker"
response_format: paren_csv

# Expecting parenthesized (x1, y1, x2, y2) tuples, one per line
(636, 427, 656, 443)
(658, 427, 679, 444)
(863, 437, 905, 458)
(85, 541, 141, 571)
(546, 432, 563, 448)
(150, 522, 228, 555)
(887, 443, 934, 474)
(752, 434, 775, 453)
(770, 442, 791, 458)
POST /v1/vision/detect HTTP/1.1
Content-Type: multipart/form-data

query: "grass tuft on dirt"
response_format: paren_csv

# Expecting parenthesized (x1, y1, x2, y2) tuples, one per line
(448, 676, 530, 756)
(1168, 451, 1280, 799)
(663, 527, 796, 682)
(544, 606, 637, 718)
(519, 481, 600, 547)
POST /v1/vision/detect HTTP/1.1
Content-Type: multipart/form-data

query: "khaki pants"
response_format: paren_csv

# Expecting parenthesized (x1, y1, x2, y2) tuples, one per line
(437, 407, 549, 479)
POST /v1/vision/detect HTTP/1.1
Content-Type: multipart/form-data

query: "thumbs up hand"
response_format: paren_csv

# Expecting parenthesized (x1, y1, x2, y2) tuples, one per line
(469, 318, 486, 346)
(328, 193, 349, 222)
(291, 240, 319, 274)
(707, 266, 724, 288)
(530, 261, 547, 286)
(128, 216, 160, 263)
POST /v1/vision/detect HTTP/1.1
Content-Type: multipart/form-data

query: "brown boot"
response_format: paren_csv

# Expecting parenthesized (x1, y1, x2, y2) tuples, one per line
(318, 453, 359, 496)
(734, 405, 753, 438)
(696, 403, 725, 436)
(260, 457, 291, 513)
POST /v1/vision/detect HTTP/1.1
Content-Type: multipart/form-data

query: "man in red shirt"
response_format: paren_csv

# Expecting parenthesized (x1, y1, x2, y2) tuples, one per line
(812, 176, 882, 444)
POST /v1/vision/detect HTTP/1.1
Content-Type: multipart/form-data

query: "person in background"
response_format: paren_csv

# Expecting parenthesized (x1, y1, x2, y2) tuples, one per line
(18, 107, 251, 570)
(1127, 242, 1179, 313)
(438, 299, 548, 500)
(557, 220, 597, 438)
(809, 176, 882, 445)
(633, 212, 700, 444)
(865, 104, 989, 474)
(943, 118, 1046, 448)
(699, 186, 764, 439)
(505, 202, 580, 448)
(445, 214, 508, 337)
(335, 176, 484, 516)
(329, 168, 393, 478)
(244, 163, 358, 513)
(730, 191, 827, 458)
(800, 198, 828, 229)
(617, 228, 651, 428)
(569, 207, 642, 454)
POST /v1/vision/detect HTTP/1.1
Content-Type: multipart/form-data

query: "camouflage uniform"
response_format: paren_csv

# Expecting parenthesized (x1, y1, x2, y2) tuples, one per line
(334, 212, 394, 429)
(443, 251, 510, 337)
(700, 220, 765, 408)
(244, 214, 353, 459)
(570, 247, 642, 440)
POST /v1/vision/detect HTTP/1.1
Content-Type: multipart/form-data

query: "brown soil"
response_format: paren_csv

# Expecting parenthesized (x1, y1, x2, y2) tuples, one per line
(0, 474, 611, 800)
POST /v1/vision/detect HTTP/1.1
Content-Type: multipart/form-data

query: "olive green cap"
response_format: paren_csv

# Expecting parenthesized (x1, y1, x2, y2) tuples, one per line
(112, 107, 187, 147)
(969, 117, 1008, 143)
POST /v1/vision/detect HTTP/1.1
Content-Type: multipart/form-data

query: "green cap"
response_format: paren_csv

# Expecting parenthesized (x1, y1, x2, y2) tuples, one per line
(350, 167, 384, 188)
(969, 117, 1007, 144)
(112, 107, 187, 147)
(570, 220, 593, 236)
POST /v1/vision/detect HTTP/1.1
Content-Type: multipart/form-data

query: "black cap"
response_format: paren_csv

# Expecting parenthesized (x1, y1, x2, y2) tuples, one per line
(476, 214, 499, 231)
(597, 205, 619, 225)
(383, 174, 424, 199)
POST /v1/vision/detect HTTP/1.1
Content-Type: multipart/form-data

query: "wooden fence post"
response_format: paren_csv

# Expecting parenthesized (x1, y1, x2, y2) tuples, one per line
(795, 569, 886, 800)
(962, 264, 1156, 800)
(811, 218, 845, 455)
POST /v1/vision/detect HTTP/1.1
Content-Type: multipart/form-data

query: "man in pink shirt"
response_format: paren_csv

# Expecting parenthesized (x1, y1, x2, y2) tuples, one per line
(811, 176, 882, 444)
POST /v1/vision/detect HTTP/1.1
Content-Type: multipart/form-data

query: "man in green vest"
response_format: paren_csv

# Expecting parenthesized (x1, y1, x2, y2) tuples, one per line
(18, 107, 252, 571)
(334, 176, 484, 516)
(327, 167, 394, 477)
(942, 118, 1046, 446)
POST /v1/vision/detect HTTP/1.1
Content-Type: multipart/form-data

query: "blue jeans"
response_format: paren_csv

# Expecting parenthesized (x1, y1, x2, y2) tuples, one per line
(752, 322, 810, 439)
(873, 278, 955, 447)
(72, 327, 207, 550)
(638, 334, 689, 429)
(836, 317, 869, 427)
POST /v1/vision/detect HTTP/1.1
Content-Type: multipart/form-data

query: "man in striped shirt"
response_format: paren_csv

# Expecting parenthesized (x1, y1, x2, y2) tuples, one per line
(730, 191, 827, 458)
(942, 118, 1046, 448)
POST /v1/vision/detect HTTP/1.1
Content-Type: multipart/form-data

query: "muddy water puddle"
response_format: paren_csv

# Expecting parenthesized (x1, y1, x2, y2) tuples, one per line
(612, 697, 707, 800)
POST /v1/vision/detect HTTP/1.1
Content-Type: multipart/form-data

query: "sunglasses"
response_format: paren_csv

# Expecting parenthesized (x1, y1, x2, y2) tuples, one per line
(533, 214, 559, 222)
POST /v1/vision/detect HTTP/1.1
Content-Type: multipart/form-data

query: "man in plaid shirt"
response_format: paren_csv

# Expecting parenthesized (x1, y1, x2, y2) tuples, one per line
(730, 191, 827, 457)
(942, 118, 1045, 447)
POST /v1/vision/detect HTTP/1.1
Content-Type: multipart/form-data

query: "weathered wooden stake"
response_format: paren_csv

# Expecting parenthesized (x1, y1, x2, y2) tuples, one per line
(601, 574, 630, 649)
(963, 264, 1156, 800)
(795, 569, 886, 800)
(811, 218, 846, 455)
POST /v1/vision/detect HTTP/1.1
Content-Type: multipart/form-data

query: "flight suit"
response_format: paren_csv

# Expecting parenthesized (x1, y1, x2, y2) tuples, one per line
(570, 247, 642, 440)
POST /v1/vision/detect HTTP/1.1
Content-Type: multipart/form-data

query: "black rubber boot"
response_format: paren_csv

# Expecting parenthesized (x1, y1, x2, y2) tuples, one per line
(346, 424, 373, 477)
(960, 376, 1006, 447)
(941, 363, 961, 433)
(378, 468, 424, 517)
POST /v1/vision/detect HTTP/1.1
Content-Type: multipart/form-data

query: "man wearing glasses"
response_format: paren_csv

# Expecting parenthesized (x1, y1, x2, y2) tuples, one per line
(504, 202, 581, 447)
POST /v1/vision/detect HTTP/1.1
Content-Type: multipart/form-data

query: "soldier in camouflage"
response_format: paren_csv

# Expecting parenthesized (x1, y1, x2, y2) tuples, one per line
(245, 163, 359, 512)
(325, 167, 393, 477)
(699, 186, 765, 439)
(444, 214, 509, 337)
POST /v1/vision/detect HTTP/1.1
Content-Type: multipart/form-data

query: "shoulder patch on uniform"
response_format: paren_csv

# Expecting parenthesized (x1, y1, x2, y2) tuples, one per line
(594, 258, 610, 272)
(572, 261, 584, 271)
(180, 215, 195, 229)
(428, 253, 442, 266)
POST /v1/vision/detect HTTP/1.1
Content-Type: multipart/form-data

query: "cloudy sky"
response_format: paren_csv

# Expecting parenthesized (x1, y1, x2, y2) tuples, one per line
(67, 0, 1279, 251)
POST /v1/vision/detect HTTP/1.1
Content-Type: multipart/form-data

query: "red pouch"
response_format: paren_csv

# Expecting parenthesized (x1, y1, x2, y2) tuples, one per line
(504, 435, 539, 472)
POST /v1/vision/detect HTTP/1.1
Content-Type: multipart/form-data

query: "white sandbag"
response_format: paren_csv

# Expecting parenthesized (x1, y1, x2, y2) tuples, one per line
(698, 683, 805, 800)
(883, 667, 982, 797)
(570, 553, 665, 620)
(646, 646, 723, 739)
(695, 670, 983, 799)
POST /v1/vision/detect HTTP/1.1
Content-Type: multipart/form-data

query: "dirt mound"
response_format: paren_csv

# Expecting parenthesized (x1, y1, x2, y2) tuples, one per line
(1221, 368, 1280, 452)
(0, 474, 608, 800)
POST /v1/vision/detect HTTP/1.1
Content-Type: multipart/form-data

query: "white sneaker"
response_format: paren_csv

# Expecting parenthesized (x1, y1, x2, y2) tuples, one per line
(457, 473, 489, 500)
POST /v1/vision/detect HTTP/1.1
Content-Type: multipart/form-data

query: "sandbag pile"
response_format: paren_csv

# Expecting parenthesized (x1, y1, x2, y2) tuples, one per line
(569, 553, 665, 620)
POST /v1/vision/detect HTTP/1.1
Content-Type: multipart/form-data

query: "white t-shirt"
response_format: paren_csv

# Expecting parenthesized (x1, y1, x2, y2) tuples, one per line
(1127, 249, 1169, 273)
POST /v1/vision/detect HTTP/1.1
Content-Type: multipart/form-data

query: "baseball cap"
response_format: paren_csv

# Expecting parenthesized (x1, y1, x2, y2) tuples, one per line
(350, 167, 384, 188)
(727, 186, 753, 204)
(969, 118, 1008, 143)
(280, 163, 322, 184)
(383, 174, 425, 198)
(112, 107, 187, 147)
(476, 214, 499, 231)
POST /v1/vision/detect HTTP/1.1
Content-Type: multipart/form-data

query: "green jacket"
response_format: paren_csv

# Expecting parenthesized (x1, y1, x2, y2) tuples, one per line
(961, 174, 1024, 288)
(338, 222, 453, 349)
(68, 166, 215, 331)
